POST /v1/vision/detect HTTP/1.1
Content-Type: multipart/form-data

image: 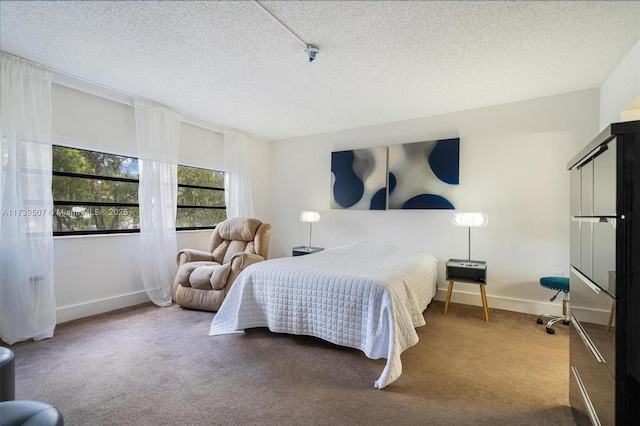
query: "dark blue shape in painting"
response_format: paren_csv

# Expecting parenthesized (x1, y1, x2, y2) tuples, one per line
(403, 194, 455, 210)
(388, 172, 397, 194)
(429, 138, 459, 185)
(370, 188, 386, 210)
(331, 150, 364, 208)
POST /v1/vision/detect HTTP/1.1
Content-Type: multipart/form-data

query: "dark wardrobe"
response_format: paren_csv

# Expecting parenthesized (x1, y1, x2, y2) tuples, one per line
(568, 120, 639, 425)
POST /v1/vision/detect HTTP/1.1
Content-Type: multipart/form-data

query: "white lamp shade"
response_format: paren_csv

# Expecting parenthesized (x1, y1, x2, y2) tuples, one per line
(452, 212, 488, 227)
(300, 211, 320, 223)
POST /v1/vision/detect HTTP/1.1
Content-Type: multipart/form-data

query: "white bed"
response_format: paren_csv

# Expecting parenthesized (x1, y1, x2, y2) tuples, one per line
(209, 242, 438, 389)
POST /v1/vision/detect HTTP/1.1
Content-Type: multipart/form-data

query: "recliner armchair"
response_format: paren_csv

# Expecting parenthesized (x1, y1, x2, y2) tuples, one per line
(173, 217, 271, 312)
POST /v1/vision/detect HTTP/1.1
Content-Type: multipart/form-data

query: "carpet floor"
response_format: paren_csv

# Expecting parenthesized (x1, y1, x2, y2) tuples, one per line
(4, 300, 575, 425)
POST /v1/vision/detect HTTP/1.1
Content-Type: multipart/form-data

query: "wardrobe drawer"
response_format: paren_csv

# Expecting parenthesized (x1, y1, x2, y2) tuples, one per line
(570, 268, 616, 374)
(570, 318, 615, 426)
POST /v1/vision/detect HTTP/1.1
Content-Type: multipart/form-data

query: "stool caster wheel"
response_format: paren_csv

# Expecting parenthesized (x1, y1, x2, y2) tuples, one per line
(546, 327, 556, 334)
(536, 318, 543, 325)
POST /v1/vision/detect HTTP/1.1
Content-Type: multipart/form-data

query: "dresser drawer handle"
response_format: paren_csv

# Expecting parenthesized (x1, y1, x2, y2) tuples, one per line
(571, 366, 602, 426)
(571, 316, 605, 364)
(571, 266, 601, 295)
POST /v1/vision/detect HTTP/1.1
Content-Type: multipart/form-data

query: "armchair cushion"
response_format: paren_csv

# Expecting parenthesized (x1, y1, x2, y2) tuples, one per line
(176, 261, 215, 288)
(175, 261, 231, 290)
(210, 218, 263, 264)
(190, 264, 231, 290)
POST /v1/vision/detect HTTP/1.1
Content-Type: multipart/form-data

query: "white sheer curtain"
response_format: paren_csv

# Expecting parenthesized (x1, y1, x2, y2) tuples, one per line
(135, 99, 181, 307)
(223, 128, 254, 218)
(0, 52, 56, 344)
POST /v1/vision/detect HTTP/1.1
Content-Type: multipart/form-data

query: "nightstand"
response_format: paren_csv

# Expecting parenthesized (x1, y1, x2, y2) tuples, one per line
(292, 246, 324, 256)
(444, 259, 489, 321)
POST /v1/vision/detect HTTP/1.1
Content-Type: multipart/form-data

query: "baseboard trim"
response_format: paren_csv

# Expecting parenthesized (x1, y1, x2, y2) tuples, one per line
(56, 288, 567, 324)
(434, 287, 563, 317)
(56, 291, 150, 324)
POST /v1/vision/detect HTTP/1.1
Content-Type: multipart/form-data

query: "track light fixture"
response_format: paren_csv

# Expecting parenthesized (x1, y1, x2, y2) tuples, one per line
(305, 45, 319, 62)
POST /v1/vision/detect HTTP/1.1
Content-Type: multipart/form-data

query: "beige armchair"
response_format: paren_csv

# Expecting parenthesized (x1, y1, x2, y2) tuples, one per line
(173, 217, 271, 312)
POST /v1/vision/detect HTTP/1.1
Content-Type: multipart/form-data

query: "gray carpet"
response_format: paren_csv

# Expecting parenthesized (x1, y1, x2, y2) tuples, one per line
(3, 300, 575, 425)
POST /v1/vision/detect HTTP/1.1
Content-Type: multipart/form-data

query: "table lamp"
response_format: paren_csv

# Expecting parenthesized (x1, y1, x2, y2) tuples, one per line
(452, 212, 488, 266)
(300, 211, 320, 248)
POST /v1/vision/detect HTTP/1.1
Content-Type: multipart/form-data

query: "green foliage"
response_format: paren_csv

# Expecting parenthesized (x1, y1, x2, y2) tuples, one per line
(178, 165, 224, 187)
(177, 187, 225, 207)
(52, 145, 92, 174)
(176, 208, 226, 228)
(52, 146, 138, 178)
(52, 146, 226, 233)
(54, 177, 138, 203)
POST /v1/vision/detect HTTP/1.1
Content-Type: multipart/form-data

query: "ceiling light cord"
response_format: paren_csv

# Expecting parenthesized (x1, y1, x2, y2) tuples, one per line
(254, 0, 319, 62)
(254, 0, 307, 47)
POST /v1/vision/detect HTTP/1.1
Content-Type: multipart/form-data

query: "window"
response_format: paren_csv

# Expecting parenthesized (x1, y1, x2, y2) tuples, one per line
(52, 145, 225, 235)
(176, 165, 226, 229)
(52, 146, 140, 235)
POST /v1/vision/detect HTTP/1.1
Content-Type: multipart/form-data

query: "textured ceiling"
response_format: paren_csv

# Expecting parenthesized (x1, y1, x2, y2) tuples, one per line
(1, 1, 639, 141)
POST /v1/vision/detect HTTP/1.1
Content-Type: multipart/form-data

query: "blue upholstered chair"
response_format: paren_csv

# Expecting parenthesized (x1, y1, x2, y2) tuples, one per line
(0, 347, 64, 426)
(0, 401, 64, 426)
(536, 277, 570, 334)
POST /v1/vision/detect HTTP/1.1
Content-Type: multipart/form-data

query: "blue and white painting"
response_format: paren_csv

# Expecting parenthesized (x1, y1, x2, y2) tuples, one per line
(388, 138, 459, 209)
(331, 146, 387, 210)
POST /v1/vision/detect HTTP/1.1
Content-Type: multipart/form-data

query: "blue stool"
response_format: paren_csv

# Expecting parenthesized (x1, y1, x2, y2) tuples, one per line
(536, 277, 570, 334)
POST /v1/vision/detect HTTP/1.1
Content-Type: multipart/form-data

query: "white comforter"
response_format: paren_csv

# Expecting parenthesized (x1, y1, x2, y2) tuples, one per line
(209, 242, 438, 389)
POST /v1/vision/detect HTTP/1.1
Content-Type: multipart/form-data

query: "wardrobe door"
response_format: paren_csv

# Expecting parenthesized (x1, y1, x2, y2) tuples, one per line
(593, 140, 616, 217)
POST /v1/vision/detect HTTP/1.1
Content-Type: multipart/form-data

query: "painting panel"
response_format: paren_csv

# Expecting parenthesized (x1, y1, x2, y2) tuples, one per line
(331, 146, 387, 210)
(388, 138, 459, 209)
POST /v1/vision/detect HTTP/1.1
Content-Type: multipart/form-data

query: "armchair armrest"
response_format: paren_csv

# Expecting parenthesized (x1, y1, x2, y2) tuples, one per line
(176, 249, 214, 266)
(229, 253, 266, 271)
(226, 253, 266, 292)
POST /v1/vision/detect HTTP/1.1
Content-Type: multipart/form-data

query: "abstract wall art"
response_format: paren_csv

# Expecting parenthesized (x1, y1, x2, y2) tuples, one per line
(330, 146, 387, 210)
(387, 138, 460, 209)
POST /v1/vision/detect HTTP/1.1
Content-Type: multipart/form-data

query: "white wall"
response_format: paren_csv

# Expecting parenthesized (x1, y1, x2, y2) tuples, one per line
(600, 39, 640, 130)
(268, 90, 600, 316)
(52, 83, 226, 166)
(51, 83, 270, 323)
(54, 231, 212, 323)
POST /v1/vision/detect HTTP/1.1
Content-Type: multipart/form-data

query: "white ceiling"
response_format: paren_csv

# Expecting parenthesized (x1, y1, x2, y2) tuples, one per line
(1, 1, 639, 141)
